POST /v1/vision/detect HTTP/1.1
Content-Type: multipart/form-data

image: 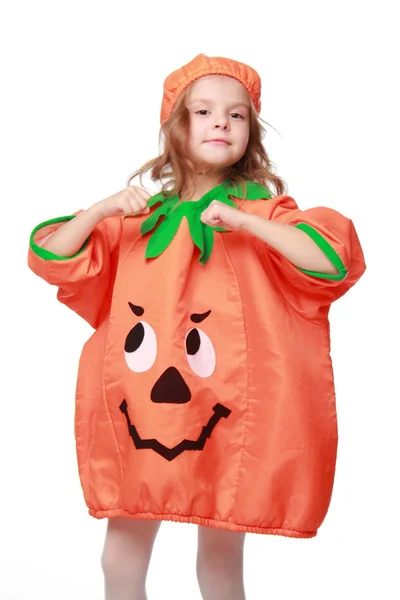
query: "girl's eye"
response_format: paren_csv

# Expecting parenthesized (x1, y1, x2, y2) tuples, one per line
(195, 110, 209, 116)
(230, 113, 243, 120)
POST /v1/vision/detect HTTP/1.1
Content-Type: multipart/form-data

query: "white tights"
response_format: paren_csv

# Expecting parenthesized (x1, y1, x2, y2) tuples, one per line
(101, 517, 246, 600)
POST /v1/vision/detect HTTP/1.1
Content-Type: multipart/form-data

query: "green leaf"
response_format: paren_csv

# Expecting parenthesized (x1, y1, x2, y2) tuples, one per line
(186, 212, 205, 258)
(141, 203, 170, 235)
(201, 224, 215, 264)
(144, 213, 183, 259)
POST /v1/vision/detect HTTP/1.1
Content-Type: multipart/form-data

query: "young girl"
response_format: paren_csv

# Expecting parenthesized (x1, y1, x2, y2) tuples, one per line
(28, 53, 366, 600)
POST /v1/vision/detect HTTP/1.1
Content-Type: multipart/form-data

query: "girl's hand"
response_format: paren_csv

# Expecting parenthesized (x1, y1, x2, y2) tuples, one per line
(200, 200, 248, 231)
(95, 185, 151, 219)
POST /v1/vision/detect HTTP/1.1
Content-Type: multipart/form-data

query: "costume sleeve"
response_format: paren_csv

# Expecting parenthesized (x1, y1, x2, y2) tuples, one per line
(28, 213, 123, 328)
(244, 195, 366, 309)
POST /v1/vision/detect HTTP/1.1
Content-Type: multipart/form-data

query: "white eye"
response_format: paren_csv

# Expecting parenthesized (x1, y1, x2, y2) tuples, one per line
(124, 321, 157, 373)
(185, 328, 216, 378)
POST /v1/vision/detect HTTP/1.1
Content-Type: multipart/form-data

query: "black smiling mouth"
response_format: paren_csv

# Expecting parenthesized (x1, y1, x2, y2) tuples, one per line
(119, 399, 232, 462)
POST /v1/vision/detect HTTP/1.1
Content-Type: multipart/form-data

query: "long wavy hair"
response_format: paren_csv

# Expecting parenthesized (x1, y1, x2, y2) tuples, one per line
(127, 83, 288, 200)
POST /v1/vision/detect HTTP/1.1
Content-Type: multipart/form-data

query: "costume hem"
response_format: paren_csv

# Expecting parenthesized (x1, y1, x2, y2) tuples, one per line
(88, 508, 317, 539)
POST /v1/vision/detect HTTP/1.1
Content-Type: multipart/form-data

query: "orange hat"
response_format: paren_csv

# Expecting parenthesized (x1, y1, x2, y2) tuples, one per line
(160, 53, 261, 124)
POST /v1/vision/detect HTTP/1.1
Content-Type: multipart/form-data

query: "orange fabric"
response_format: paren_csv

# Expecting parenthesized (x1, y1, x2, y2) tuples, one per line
(160, 54, 261, 124)
(28, 194, 366, 538)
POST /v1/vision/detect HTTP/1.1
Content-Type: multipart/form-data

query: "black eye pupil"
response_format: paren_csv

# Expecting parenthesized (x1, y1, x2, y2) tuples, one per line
(186, 329, 201, 355)
(125, 322, 145, 353)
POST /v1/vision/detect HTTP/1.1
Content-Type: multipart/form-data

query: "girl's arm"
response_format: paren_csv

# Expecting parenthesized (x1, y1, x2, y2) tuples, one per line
(41, 186, 151, 257)
(240, 195, 366, 310)
(242, 214, 338, 274)
(41, 203, 105, 257)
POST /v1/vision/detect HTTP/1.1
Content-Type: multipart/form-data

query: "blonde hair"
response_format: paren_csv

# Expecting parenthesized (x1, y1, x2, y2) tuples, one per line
(127, 84, 288, 199)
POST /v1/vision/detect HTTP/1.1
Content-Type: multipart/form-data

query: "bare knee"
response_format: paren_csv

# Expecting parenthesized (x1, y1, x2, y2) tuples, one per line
(197, 526, 245, 558)
(196, 526, 245, 577)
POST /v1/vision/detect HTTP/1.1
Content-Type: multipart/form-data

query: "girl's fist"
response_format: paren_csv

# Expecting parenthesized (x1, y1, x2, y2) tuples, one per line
(95, 185, 151, 219)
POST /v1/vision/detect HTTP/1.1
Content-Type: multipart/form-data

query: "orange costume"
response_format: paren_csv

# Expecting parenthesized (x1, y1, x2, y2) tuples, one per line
(27, 56, 366, 539)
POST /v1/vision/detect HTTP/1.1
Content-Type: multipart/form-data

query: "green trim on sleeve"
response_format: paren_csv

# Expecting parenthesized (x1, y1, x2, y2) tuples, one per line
(29, 215, 90, 261)
(294, 222, 347, 280)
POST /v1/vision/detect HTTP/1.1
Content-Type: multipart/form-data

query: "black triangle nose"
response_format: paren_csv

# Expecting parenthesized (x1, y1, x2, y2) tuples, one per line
(150, 366, 191, 404)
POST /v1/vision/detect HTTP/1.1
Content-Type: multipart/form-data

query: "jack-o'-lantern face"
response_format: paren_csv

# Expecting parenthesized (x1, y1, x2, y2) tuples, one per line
(119, 302, 232, 462)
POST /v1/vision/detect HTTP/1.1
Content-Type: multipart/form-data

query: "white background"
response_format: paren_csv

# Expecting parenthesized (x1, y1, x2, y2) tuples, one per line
(1, 1, 398, 598)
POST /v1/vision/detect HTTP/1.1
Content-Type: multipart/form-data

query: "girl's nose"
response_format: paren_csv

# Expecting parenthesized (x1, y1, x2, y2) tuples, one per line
(213, 114, 229, 130)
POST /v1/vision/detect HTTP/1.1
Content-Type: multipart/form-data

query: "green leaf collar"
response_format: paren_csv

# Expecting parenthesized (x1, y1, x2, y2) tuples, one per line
(140, 180, 272, 264)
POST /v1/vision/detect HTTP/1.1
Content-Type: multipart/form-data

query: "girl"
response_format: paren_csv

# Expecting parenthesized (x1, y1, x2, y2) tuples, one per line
(28, 54, 366, 600)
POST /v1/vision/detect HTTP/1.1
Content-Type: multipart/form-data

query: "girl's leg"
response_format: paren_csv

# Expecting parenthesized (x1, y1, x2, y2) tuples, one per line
(196, 525, 246, 600)
(101, 517, 161, 600)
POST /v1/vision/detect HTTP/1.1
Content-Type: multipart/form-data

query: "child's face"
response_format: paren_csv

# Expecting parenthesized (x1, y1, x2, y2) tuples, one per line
(185, 75, 251, 172)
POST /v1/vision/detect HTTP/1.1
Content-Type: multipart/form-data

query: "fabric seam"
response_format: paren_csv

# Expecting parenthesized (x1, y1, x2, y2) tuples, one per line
(221, 236, 251, 514)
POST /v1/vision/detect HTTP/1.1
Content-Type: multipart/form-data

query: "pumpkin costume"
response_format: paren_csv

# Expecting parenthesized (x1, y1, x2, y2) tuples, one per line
(27, 56, 366, 538)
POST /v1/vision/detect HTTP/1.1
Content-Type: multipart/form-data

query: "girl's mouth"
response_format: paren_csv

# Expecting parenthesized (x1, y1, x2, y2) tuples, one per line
(206, 139, 230, 145)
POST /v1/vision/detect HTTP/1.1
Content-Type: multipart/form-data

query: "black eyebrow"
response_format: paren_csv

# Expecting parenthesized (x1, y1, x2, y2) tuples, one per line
(128, 304, 210, 322)
(190, 310, 211, 324)
(128, 302, 144, 316)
